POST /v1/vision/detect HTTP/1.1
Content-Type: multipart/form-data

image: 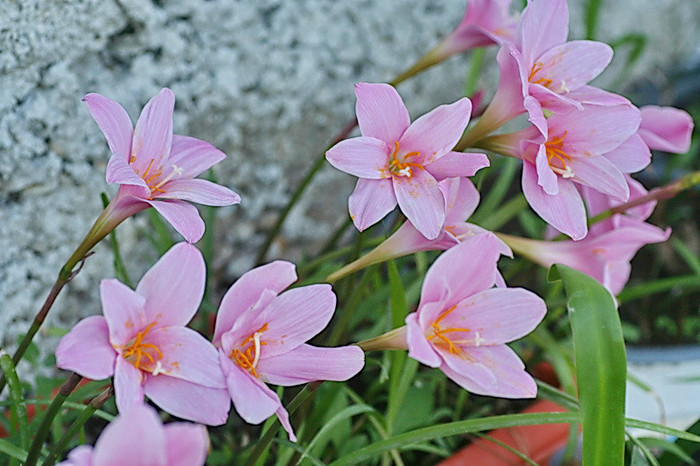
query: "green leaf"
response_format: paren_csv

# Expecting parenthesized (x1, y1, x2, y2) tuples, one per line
(550, 264, 627, 466)
(0, 438, 27, 462)
(329, 412, 579, 465)
(637, 437, 694, 464)
(301, 404, 375, 463)
(658, 417, 700, 465)
(626, 418, 700, 444)
(0, 351, 29, 450)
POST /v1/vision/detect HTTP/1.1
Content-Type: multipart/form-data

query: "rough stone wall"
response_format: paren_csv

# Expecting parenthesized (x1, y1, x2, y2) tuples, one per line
(1, 0, 698, 367)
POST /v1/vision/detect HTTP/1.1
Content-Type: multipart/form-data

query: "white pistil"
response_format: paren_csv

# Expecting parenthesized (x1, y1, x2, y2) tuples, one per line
(397, 167, 411, 177)
(151, 360, 164, 376)
(473, 331, 484, 347)
(251, 331, 263, 369)
(152, 164, 183, 190)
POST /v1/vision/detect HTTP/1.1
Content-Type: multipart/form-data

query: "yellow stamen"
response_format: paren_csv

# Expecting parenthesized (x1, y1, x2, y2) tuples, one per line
(388, 141, 424, 178)
(529, 62, 553, 88)
(428, 304, 472, 357)
(122, 322, 163, 371)
(230, 323, 269, 378)
(545, 131, 574, 177)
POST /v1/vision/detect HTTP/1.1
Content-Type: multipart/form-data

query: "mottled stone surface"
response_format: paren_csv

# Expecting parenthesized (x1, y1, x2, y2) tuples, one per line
(0, 0, 698, 371)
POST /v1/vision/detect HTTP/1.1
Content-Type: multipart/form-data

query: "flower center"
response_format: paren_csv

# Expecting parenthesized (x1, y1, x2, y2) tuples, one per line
(122, 322, 163, 371)
(427, 305, 480, 357)
(528, 62, 553, 88)
(388, 141, 424, 178)
(130, 155, 182, 199)
(545, 131, 575, 179)
(230, 323, 268, 377)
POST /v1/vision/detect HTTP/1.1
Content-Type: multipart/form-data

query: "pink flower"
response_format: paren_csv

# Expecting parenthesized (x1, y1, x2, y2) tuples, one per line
(405, 234, 546, 398)
(638, 105, 694, 154)
(84, 88, 240, 243)
(58, 404, 209, 466)
(213, 261, 365, 441)
(326, 83, 489, 240)
(56, 243, 230, 425)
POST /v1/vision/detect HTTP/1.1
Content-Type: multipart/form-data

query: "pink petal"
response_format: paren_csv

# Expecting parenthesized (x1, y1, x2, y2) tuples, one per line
(517, 0, 568, 65)
(393, 169, 445, 240)
(604, 261, 632, 297)
(563, 85, 630, 107)
(156, 179, 241, 206)
(136, 242, 205, 328)
(326, 137, 392, 179)
(522, 163, 587, 240)
(100, 279, 147, 348)
(443, 177, 480, 224)
(169, 134, 227, 179)
(221, 353, 280, 424)
(441, 345, 537, 398)
(440, 288, 546, 345)
(419, 233, 501, 309)
(354, 83, 410, 143)
(405, 312, 442, 368)
(114, 357, 145, 413)
(83, 93, 134, 160)
(164, 424, 210, 466)
(535, 145, 559, 195)
(60, 445, 94, 466)
(602, 134, 651, 174)
(639, 105, 694, 153)
(213, 261, 297, 345)
(56, 316, 117, 380)
(105, 153, 150, 196)
(219, 289, 280, 353)
(398, 98, 472, 164)
(348, 178, 397, 231)
(258, 344, 364, 386)
(144, 375, 230, 426)
(131, 88, 175, 176)
(92, 405, 166, 466)
(536, 41, 613, 93)
(145, 198, 204, 243)
(425, 151, 490, 181)
(568, 155, 629, 201)
(480, 46, 527, 130)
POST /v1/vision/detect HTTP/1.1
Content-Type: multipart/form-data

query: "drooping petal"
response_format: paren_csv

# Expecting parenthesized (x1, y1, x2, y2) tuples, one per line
(164, 424, 210, 466)
(156, 178, 241, 206)
(393, 169, 445, 240)
(536, 41, 613, 93)
(145, 198, 205, 243)
(131, 88, 175, 176)
(136, 242, 205, 328)
(100, 279, 147, 348)
(604, 261, 632, 297)
(168, 134, 227, 179)
(258, 344, 363, 386)
(83, 93, 134, 160)
(56, 316, 117, 380)
(440, 345, 537, 398)
(425, 151, 490, 181)
(639, 105, 694, 154)
(568, 155, 629, 201)
(398, 98, 472, 164)
(114, 357, 145, 413)
(405, 313, 442, 368)
(517, 0, 568, 65)
(325, 137, 391, 179)
(220, 353, 280, 424)
(535, 145, 559, 195)
(443, 177, 480, 224)
(105, 153, 150, 196)
(602, 134, 651, 174)
(144, 375, 230, 426)
(92, 405, 166, 466)
(354, 83, 411, 143)
(522, 163, 587, 240)
(348, 178, 397, 231)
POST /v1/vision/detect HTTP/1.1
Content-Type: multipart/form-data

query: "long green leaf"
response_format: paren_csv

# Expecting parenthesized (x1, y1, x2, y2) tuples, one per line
(549, 265, 627, 466)
(626, 418, 700, 444)
(0, 351, 29, 450)
(329, 412, 579, 465)
(0, 438, 27, 462)
(301, 404, 375, 464)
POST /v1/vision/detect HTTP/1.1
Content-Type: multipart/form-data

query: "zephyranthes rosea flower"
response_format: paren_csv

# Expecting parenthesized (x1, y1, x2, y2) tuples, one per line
(84, 88, 240, 243)
(56, 243, 230, 425)
(326, 82, 489, 240)
(638, 105, 694, 154)
(58, 404, 209, 466)
(213, 261, 365, 441)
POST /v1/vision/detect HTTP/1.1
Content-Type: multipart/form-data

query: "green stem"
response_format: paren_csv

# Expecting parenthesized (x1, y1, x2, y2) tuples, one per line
(25, 373, 82, 466)
(0, 351, 29, 451)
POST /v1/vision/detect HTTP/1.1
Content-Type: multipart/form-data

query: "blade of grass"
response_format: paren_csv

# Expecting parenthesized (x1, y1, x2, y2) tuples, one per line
(478, 195, 528, 231)
(471, 157, 518, 224)
(0, 351, 29, 451)
(617, 275, 700, 303)
(658, 417, 700, 465)
(473, 432, 538, 466)
(637, 437, 694, 465)
(627, 432, 661, 466)
(626, 418, 700, 444)
(0, 438, 27, 463)
(671, 238, 700, 274)
(584, 0, 604, 39)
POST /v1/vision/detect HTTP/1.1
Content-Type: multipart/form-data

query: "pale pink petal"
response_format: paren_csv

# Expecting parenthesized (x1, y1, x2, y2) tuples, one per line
(213, 261, 297, 345)
(425, 151, 490, 181)
(537, 41, 613, 93)
(136, 242, 205, 328)
(639, 105, 694, 153)
(155, 178, 240, 206)
(275, 405, 297, 442)
(535, 145, 559, 195)
(92, 404, 166, 466)
(220, 353, 280, 424)
(443, 178, 480, 224)
(144, 375, 230, 426)
(398, 98, 472, 164)
(393, 169, 445, 240)
(168, 134, 227, 178)
(481, 46, 528, 129)
(105, 153, 149, 196)
(348, 178, 397, 231)
(419, 233, 501, 309)
(219, 289, 279, 353)
(517, 0, 568, 65)
(569, 155, 629, 201)
(145, 198, 204, 243)
(405, 313, 442, 368)
(59, 445, 94, 466)
(131, 88, 175, 175)
(563, 85, 630, 107)
(56, 316, 116, 380)
(556, 104, 641, 156)
(114, 357, 145, 413)
(604, 261, 632, 296)
(164, 424, 209, 466)
(441, 345, 537, 398)
(100, 279, 147, 347)
(602, 134, 651, 174)
(83, 93, 134, 160)
(258, 344, 364, 386)
(524, 95, 550, 136)
(354, 83, 410, 143)
(326, 137, 391, 179)
(624, 176, 656, 221)
(440, 288, 546, 345)
(522, 163, 587, 240)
